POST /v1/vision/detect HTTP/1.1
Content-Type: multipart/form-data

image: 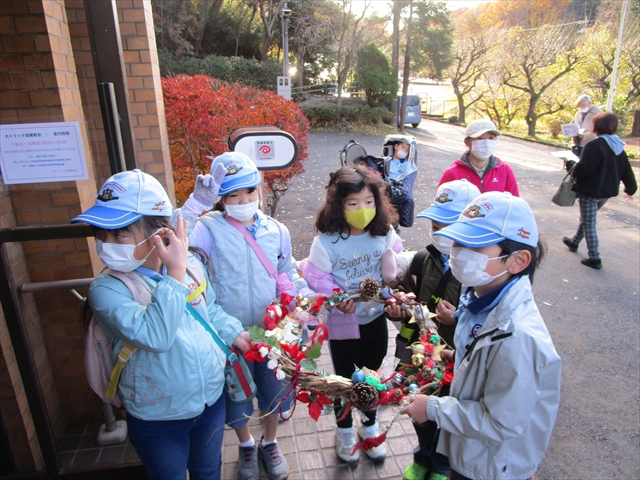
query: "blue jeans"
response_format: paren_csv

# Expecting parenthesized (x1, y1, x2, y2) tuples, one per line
(127, 395, 225, 480)
(412, 420, 450, 476)
(225, 356, 293, 429)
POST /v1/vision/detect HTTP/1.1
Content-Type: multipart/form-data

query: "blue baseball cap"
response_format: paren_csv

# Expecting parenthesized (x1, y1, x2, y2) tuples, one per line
(71, 169, 172, 229)
(211, 152, 261, 196)
(417, 179, 481, 224)
(434, 191, 538, 248)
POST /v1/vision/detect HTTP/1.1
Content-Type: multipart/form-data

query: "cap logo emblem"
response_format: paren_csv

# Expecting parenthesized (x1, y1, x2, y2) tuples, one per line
(152, 201, 166, 212)
(517, 228, 530, 240)
(435, 193, 454, 204)
(97, 188, 119, 202)
(225, 165, 243, 176)
(462, 205, 485, 219)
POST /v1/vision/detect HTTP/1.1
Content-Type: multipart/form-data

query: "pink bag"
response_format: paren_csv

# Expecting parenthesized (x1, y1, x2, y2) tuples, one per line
(225, 216, 294, 299)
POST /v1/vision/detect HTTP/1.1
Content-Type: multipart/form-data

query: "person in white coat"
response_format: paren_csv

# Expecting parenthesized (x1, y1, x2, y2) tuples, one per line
(402, 191, 562, 480)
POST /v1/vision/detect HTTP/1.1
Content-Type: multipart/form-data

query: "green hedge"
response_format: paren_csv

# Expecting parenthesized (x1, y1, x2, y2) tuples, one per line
(159, 50, 281, 91)
(301, 102, 393, 127)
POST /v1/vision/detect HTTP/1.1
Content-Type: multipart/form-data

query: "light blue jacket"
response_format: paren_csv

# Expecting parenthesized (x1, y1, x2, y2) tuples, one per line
(88, 255, 244, 421)
(191, 211, 304, 328)
(426, 276, 562, 479)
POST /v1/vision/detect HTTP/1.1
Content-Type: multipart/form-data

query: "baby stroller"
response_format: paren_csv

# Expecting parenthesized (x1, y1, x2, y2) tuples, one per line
(339, 134, 418, 227)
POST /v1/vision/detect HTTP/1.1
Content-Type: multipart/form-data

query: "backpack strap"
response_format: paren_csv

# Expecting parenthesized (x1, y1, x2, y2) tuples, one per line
(225, 216, 279, 281)
(409, 249, 429, 294)
(185, 253, 207, 303)
(102, 269, 151, 401)
(425, 245, 454, 312)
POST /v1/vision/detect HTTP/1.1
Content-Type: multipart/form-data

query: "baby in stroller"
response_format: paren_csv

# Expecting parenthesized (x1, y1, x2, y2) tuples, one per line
(340, 134, 418, 228)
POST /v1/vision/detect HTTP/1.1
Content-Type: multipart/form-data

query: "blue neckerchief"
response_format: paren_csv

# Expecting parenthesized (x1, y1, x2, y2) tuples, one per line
(599, 134, 625, 155)
(223, 212, 261, 239)
(440, 253, 450, 273)
(466, 275, 519, 315)
(135, 266, 164, 281)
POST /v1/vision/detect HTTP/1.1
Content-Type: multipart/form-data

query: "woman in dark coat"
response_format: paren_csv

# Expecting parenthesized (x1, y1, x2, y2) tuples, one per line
(562, 112, 637, 269)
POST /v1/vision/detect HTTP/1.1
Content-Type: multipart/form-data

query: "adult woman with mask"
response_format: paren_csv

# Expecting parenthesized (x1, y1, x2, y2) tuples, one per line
(438, 119, 519, 196)
(571, 94, 602, 156)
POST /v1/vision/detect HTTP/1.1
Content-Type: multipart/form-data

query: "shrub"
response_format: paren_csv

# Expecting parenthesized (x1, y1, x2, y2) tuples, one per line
(301, 102, 393, 127)
(159, 50, 281, 91)
(448, 115, 458, 123)
(162, 75, 310, 208)
(301, 103, 341, 126)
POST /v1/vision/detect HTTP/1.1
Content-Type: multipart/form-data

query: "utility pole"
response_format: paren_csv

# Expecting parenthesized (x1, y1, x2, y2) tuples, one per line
(400, 0, 412, 132)
(278, 1, 292, 100)
(282, 0, 290, 76)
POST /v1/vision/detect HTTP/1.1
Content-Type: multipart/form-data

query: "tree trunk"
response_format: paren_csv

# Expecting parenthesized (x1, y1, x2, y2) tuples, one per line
(296, 48, 305, 88)
(632, 110, 640, 137)
(194, 0, 210, 56)
(261, 33, 272, 61)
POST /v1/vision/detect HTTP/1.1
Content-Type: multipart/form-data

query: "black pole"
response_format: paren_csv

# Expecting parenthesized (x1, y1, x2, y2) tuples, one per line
(97, 83, 126, 175)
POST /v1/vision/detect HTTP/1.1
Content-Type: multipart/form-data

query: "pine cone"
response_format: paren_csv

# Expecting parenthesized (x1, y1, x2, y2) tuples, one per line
(358, 277, 379, 300)
(350, 382, 379, 412)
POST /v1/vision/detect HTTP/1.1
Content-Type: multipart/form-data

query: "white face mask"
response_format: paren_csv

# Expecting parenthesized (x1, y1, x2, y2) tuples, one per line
(449, 246, 512, 287)
(225, 199, 259, 222)
(96, 229, 160, 273)
(396, 149, 408, 160)
(430, 231, 454, 255)
(580, 106, 590, 113)
(470, 139, 497, 161)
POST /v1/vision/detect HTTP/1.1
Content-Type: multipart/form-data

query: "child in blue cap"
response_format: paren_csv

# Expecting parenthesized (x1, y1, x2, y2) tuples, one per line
(385, 179, 480, 480)
(72, 170, 249, 480)
(182, 152, 309, 480)
(402, 191, 562, 480)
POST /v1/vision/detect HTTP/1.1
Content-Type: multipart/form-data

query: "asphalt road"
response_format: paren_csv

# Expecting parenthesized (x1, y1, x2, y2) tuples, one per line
(275, 119, 640, 480)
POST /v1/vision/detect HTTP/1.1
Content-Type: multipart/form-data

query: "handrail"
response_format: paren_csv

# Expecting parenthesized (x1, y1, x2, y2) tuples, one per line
(19, 278, 94, 293)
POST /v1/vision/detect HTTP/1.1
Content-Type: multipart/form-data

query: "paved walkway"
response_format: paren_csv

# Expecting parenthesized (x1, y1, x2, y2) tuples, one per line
(221, 322, 418, 480)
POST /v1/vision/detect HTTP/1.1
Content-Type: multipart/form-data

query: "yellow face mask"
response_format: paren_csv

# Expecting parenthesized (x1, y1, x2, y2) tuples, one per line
(344, 208, 376, 230)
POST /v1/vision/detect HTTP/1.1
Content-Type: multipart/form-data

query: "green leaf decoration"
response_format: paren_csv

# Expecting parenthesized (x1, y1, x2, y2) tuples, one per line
(248, 326, 266, 342)
(300, 358, 317, 372)
(266, 336, 281, 349)
(304, 342, 323, 359)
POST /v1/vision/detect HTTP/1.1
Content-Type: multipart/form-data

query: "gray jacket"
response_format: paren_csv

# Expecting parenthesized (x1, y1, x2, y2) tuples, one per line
(427, 276, 562, 479)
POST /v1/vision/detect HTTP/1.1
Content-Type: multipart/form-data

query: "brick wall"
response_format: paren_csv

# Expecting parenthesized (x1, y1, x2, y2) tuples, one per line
(65, 0, 112, 187)
(1, 0, 174, 472)
(0, 194, 45, 472)
(117, 0, 174, 201)
(0, 0, 98, 470)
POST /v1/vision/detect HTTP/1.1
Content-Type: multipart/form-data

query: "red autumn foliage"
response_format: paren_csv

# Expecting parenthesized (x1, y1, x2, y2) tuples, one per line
(162, 75, 310, 205)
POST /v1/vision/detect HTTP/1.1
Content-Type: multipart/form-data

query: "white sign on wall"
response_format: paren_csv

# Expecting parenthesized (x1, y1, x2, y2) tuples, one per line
(0, 122, 88, 184)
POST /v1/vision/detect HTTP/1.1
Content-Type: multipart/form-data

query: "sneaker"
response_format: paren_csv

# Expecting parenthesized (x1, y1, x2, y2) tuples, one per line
(335, 427, 360, 463)
(562, 237, 578, 252)
(403, 462, 429, 480)
(258, 439, 289, 480)
(427, 473, 448, 480)
(357, 422, 387, 459)
(237, 444, 259, 480)
(581, 258, 602, 269)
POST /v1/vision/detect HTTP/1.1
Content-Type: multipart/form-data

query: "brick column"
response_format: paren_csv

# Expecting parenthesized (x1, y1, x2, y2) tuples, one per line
(0, 0, 99, 471)
(117, 0, 175, 201)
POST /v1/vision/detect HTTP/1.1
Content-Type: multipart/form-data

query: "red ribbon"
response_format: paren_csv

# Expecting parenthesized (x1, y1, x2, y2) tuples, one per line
(350, 433, 387, 454)
(310, 323, 329, 346)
